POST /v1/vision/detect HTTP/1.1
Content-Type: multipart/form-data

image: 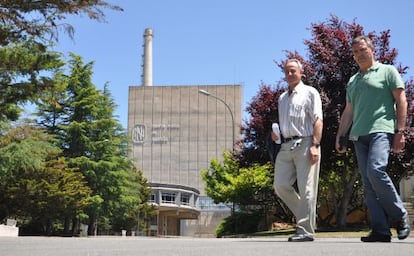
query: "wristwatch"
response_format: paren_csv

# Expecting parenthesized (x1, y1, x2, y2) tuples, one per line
(395, 128, 404, 134)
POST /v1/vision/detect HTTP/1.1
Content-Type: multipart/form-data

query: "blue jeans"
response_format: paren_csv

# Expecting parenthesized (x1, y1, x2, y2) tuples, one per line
(354, 133, 407, 236)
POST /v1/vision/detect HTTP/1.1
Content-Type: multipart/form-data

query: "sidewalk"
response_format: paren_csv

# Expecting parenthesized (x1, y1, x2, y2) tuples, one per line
(1, 236, 413, 256)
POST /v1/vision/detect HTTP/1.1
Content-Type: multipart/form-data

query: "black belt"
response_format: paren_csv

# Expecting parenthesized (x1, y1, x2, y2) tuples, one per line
(284, 136, 303, 143)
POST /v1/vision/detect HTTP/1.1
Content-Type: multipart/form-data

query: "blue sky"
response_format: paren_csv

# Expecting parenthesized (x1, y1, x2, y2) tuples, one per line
(53, 0, 414, 128)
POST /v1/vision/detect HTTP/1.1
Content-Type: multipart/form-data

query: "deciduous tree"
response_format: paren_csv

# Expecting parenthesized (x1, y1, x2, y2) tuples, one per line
(237, 15, 414, 230)
(0, 123, 91, 235)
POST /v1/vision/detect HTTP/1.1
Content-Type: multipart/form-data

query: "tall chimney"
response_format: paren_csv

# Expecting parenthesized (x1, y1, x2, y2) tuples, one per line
(142, 28, 153, 86)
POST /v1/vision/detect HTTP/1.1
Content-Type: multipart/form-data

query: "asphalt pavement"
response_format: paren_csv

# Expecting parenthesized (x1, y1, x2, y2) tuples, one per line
(1, 236, 413, 256)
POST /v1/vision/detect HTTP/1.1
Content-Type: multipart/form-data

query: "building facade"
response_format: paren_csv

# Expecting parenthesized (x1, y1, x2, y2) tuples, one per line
(128, 84, 242, 236)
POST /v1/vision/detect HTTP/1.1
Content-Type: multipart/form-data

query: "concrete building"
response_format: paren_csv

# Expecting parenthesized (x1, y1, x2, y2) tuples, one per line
(127, 28, 242, 236)
(128, 84, 242, 236)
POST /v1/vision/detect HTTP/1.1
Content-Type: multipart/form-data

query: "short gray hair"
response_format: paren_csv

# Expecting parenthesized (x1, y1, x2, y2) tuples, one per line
(285, 59, 303, 71)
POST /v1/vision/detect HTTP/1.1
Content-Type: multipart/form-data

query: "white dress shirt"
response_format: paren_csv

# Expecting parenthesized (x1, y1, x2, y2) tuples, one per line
(278, 82, 323, 139)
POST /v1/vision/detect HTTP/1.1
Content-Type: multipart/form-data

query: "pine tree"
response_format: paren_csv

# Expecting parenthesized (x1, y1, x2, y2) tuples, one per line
(0, 0, 122, 122)
(36, 54, 153, 235)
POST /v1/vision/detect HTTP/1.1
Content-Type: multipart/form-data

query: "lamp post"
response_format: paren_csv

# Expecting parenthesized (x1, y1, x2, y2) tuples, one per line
(198, 89, 235, 150)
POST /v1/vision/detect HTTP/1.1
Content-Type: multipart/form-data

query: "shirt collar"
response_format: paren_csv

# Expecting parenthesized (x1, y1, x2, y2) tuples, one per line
(357, 61, 380, 76)
(290, 81, 305, 95)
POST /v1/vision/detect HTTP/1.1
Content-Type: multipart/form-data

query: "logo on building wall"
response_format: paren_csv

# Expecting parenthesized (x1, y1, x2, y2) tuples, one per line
(132, 124, 146, 144)
(132, 123, 180, 145)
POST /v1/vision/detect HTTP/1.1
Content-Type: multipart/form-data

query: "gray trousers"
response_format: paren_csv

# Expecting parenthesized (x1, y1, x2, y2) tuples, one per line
(273, 136, 320, 235)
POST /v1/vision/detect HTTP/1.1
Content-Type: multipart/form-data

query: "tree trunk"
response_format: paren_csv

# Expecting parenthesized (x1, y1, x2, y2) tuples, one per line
(336, 167, 359, 229)
(88, 216, 97, 236)
(71, 217, 79, 236)
(63, 216, 70, 235)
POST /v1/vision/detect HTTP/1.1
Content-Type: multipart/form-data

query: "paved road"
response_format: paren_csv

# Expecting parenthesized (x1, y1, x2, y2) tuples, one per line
(1, 236, 413, 256)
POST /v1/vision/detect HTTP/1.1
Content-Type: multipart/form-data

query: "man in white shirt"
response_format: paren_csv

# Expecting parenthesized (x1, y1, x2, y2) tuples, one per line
(272, 59, 323, 242)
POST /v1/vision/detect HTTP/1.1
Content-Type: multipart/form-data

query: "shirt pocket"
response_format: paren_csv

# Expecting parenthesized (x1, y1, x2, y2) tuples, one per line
(289, 104, 305, 119)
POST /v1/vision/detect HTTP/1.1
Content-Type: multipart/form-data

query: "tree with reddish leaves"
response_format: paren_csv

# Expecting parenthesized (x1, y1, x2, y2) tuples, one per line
(300, 16, 414, 228)
(238, 81, 284, 167)
(388, 78, 414, 187)
(237, 15, 414, 230)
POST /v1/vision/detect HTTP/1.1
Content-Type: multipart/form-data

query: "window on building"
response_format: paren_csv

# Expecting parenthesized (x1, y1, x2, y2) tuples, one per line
(181, 193, 190, 206)
(198, 196, 230, 210)
(149, 193, 156, 203)
(161, 192, 176, 204)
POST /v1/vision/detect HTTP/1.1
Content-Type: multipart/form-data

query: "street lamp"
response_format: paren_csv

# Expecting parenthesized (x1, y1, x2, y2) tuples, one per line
(198, 89, 235, 150)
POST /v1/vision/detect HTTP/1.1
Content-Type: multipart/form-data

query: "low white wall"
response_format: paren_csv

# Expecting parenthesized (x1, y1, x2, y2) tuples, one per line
(0, 224, 19, 237)
(401, 175, 414, 201)
(181, 209, 231, 237)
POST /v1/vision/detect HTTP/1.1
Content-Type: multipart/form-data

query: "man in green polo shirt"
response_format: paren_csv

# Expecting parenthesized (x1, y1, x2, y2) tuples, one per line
(336, 35, 410, 242)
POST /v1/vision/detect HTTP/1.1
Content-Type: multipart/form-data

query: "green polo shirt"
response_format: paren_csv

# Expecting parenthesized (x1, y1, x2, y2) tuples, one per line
(346, 62, 405, 138)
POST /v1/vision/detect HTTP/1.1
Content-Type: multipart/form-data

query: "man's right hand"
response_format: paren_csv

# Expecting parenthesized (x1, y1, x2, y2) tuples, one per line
(335, 136, 348, 153)
(271, 131, 279, 143)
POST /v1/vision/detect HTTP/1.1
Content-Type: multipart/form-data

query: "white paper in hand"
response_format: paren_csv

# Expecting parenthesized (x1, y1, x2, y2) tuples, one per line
(272, 123, 281, 144)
